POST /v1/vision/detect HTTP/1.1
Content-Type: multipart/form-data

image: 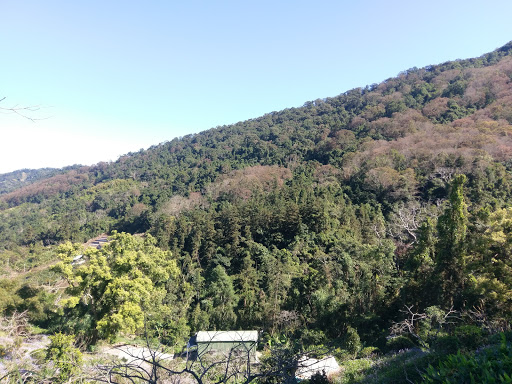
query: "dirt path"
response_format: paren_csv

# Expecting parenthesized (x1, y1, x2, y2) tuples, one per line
(100, 343, 174, 364)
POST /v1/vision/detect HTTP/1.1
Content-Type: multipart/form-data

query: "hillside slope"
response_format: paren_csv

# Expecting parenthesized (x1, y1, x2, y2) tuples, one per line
(1, 42, 512, 359)
(0, 168, 63, 195)
(1, 41, 512, 248)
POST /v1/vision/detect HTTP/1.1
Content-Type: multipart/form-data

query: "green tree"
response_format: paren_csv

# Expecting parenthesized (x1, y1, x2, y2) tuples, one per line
(236, 254, 263, 328)
(204, 265, 238, 329)
(435, 174, 468, 308)
(404, 217, 437, 307)
(55, 231, 180, 341)
(468, 207, 512, 317)
(342, 325, 362, 356)
(45, 333, 82, 383)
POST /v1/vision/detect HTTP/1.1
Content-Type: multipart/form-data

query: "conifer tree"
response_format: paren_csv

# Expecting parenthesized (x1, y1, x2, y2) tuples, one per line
(435, 174, 468, 308)
(236, 253, 262, 328)
(204, 265, 238, 329)
(404, 217, 437, 307)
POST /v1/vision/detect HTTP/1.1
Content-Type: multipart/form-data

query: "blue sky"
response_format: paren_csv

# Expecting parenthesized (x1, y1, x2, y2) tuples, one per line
(1, 0, 512, 173)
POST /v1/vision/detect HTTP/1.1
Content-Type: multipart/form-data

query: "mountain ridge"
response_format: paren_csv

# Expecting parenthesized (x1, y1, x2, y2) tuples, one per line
(1, 41, 512, 250)
(2, 41, 512, 383)
(3, 40, 512, 178)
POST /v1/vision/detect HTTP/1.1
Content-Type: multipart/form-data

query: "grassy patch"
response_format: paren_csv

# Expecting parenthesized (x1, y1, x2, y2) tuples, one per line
(332, 348, 437, 384)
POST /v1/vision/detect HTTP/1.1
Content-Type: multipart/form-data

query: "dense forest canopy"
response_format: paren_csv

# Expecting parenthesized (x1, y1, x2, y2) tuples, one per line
(2, 41, 512, 383)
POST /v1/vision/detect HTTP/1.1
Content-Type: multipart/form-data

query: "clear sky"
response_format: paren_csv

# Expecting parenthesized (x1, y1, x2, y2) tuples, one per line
(1, 0, 512, 174)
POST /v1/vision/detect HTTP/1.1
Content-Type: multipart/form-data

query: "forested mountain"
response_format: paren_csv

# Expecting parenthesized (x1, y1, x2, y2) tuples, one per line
(0, 167, 68, 195)
(2, 42, 512, 383)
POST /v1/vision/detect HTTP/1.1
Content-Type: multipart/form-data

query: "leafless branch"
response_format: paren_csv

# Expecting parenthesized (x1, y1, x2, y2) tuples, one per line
(466, 303, 511, 334)
(96, 333, 333, 384)
(0, 310, 30, 338)
(430, 167, 455, 183)
(386, 201, 426, 244)
(390, 305, 460, 349)
(0, 96, 49, 122)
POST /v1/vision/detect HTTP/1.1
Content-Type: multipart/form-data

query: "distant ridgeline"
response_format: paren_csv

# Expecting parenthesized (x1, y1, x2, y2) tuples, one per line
(1, 41, 512, 352)
(0, 168, 60, 195)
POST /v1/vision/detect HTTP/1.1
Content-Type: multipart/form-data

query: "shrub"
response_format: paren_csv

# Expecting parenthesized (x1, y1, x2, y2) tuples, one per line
(45, 333, 82, 383)
(385, 335, 415, 352)
(454, 324, 484, 350)
(333, 347, 352, 362)
(336, 358, 374, 384)
(358, 346, 380, 358)
(301, 328, 328, 346)
(430, 335, 459, 354)
(422, 333, 512, 383)
(343, 326, 362, 355)
(308, 370, 331, 384)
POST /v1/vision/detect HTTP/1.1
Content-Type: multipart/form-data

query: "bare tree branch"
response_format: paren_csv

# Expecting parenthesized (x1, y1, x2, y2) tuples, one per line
(0, 310, 30, 338)
(387, 201, 425, 244)
(0, 96, 49, 122)
(390, 305, 460, 349)
(95, 333, 334, 384)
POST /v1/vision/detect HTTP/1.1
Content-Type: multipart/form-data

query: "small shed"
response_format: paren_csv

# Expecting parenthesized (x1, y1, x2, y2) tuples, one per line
(190, 330, 258, 360)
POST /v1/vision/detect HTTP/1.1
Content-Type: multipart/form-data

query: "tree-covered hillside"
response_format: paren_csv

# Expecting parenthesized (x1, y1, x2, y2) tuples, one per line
(2, 41, 512, 383)
(0, 167, 68, 195)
